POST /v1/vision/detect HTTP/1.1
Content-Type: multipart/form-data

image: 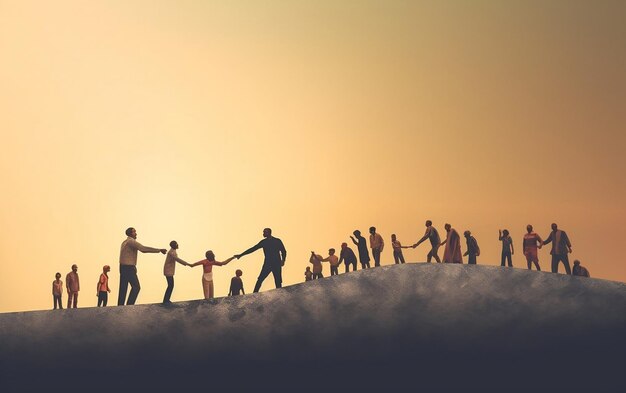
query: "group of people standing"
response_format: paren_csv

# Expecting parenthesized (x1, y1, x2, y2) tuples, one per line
(305, 220, 591, 280)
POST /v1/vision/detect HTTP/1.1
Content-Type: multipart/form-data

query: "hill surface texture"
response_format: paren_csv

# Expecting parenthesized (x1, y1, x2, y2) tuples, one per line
(1, 263, 625, 390)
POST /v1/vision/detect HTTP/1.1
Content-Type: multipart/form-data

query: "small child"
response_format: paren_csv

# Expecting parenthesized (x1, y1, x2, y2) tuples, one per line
(309, 252, 324, 279)
(97, 265, 111, 307)
(572, 260, 590, 277)
(52, 273, 63, 310)
(323, 248, 340, 276)
(304, 266, 313, 282)
(391, 234, 407, 264)
(228, 269, 245, 296)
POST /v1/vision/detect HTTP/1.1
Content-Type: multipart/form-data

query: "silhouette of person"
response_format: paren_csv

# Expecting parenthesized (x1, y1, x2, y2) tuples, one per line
(96, 265, 111, 307)
(118, 227, 167, 306)
(52, 272, 63, 310)
(440, 224, 463, 264)
(338, 242, 358, 272)
(499, 229, 514, 267)
(369, 227, 384, 267)
(66, 264, 80, 308)
(304, 267, 313, 281)
(412, 220, 442, 263)
(235, 228, 287, 292)
(391, 234, 407, 264)
(463, 230, 480, 265)
(162, 240, 190, 304)
(310, 252, 324, 279)
(318, 248, 340, 276)
(350, 230, 370, 269)
(189, 251, 234, 299)
(523, 225, 543, 271)
(542, 223, 573, 274)
(572, 260, 590, 277)
(228, 269, 245, 296)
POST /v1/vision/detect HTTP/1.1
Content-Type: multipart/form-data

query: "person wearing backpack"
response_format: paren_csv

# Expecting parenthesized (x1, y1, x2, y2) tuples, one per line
(463, 230, 480, 265)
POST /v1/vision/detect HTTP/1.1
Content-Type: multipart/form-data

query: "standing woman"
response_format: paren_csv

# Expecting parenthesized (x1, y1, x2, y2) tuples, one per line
(499, 229, 514, 267)
(189, 251, 234, 299)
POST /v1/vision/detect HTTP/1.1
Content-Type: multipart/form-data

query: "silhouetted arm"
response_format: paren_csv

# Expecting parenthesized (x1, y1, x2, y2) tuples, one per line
(542, 233, 553, 246)
(338, 251, 345, 264)
(440, 238, 447, 247)
(237, 241, 263, 259)
(189, 260, 205, 268)
(563, 232, 572, 253)
(350, 236, 359, 246)
(130, 239, 166, 254)
(413, 229, 430, 247)
(510, 239, 514, 255)
(279, 239, 287, 264)
(213, 256, 235, 266)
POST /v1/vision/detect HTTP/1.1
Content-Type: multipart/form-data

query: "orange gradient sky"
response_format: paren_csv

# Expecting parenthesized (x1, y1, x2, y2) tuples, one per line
(1, 1, 625, 313)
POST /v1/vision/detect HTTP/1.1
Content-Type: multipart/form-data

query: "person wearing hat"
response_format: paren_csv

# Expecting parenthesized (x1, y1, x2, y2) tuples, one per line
(97, 265, 111, 307)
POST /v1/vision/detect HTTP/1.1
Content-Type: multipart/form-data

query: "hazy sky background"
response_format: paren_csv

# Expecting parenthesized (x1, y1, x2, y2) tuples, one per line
(1, 0, 625, 313)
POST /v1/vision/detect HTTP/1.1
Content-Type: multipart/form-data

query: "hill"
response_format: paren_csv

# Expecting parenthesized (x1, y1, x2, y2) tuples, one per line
(1, 263, 625, 390)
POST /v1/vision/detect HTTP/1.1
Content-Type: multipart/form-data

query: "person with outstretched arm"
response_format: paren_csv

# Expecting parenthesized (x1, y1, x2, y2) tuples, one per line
(235, 228, 286, 292)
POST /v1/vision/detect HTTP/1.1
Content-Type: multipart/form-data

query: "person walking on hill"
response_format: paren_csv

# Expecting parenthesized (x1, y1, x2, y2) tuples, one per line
(96, 265, 111, 307)
(463, 231, 480, 265)
(369, 227, 384, 267)
(162, 240, 190, 304)
(391, 234, 408, 264)
(499, 229, 514, 267)
(441, 224, 463, 264)
(542, 223, 573, 274)
(350, 230, 370, 269)
(338, 242, 358, 273)
(189, 251, 234, 299)
(118, 227, 167, 306)
(412, 220, 442, 263)
(523, 225, 543, 271)
(235, 228, 287, 292)
(66, 264, 80, 308)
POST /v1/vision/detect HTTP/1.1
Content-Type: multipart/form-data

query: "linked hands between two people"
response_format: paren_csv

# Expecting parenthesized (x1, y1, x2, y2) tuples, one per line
(160, 249, 167, 254)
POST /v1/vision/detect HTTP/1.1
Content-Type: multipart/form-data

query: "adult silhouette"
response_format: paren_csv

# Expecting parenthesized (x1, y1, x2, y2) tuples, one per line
(523, 225, 543, 271)
(369, 227, 384, 267)
(441, 223, 462, 264)
(463, 230, 480, 265)
(350, 230, 370, 269)
(543, 223, 572, 274)
(235, 228, 286, 292)
(498, 229, 514, 267)
(118, 227, 166, 306)
(412, 220, 442, 263)
(338, 242, 358, 272)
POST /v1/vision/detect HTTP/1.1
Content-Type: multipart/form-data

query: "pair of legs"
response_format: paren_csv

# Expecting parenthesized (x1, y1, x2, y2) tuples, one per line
(360, 258, 370, 269)
(53, 295, 63, 310)
(163, 276, 174, 303)
(118, 265, 140, 306)
(253, 262, 282, 293)
(467, 254, 477, 265)
(312, 272, 323, 279)
(501, 252, 513, 267)
(551, 254, 571, 274)
(525, 251, 541, 271)
(67, 292, 78, 308)
(202, 277, 214, 299)
(372, 248, 382, 267)
(97, 291, 108, 307)
(427, 245, 441, 263)
(393, 250, 405, 264)
(344, 261, 357, 273)
(330, 266, 339, 276)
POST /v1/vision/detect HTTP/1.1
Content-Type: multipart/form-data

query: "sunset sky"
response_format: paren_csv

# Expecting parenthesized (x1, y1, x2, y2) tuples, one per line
(1, 1, 624, 313)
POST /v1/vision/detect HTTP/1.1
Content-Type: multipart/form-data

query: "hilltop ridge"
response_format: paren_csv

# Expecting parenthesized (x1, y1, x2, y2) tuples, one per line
(1, 263, 625, 390)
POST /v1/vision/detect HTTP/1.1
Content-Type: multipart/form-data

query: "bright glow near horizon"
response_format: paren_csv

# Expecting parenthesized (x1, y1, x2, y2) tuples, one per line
(0, 1, 625, 313)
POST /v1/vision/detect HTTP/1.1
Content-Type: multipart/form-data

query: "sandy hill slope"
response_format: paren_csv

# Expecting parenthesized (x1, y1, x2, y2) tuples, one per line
(1, 263, 625, 390)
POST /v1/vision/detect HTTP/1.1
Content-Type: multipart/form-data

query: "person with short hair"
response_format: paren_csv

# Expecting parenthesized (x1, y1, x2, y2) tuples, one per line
(52, 273, 63, 310)
(369, 227, 384, 267)
(572, 260, 590, 277)
(391, 234, 407, 264)
(162, 240, 190, 304)
(523, 225, 543, 271)
(97, 265, 111, 307)
(542, 223, 573, 274)
(66, 264, 80, 308)
(350, 230, 370, 269)
(499, 229, 514, 267)
(118, 227, 167, 306)
(463, 230, 480, 265)
(338, 242, 358, 273)
(189, 251, 234, 299)
(412, 220, 442, 263)
(235, 228, 287, 293)
(304, 266, 313, 282)
(314, 248, 340, 276)
(228, 269, 245, 296)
